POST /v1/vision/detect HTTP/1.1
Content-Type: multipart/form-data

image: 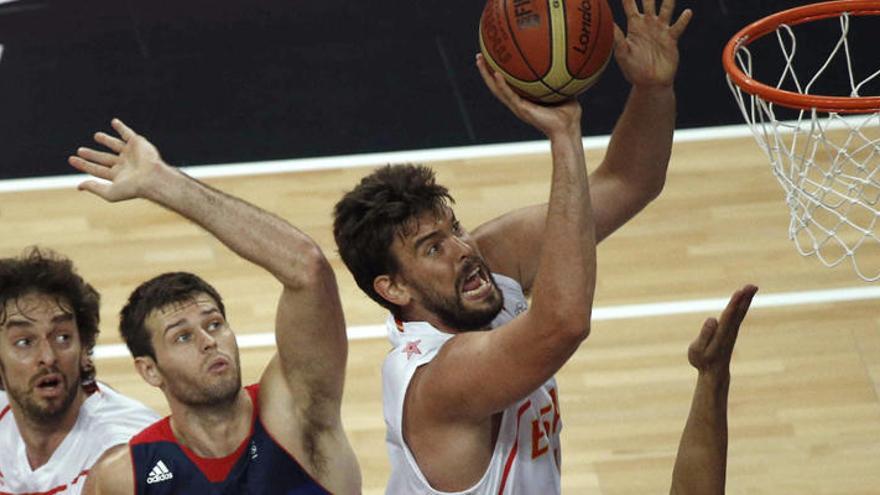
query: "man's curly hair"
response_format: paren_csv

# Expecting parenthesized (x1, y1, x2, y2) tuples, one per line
(0, 247, 101, 384)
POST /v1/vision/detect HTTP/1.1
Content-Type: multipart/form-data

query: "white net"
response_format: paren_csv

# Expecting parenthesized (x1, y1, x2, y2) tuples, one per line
(727, 11, 880, 281)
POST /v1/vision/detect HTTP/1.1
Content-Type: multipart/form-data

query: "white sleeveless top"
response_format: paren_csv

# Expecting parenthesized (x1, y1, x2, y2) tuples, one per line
(383, 273, 563, 495)
(0, 383, 159, 495)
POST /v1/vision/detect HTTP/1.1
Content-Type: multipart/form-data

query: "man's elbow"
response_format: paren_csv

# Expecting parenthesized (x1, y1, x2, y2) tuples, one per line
(637, 168, 667, 204)
(542, 307, 591, 345)
(278, 245, 334, 290)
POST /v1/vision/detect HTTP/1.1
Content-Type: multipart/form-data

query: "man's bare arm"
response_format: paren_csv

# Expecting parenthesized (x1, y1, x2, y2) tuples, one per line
(409, 57, 596, 423)
(670, 285, 757, 495)
(69, 121, 347, 419)
(83, 445, 134, 495)
(474, 0, 692, 293)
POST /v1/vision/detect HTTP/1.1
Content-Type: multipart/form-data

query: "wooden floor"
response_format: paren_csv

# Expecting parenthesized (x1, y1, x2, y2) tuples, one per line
(2, 134, 879, 494)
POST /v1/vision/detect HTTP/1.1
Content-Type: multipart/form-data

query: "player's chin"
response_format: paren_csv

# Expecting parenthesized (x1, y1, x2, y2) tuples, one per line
(462, 287, 503, 315)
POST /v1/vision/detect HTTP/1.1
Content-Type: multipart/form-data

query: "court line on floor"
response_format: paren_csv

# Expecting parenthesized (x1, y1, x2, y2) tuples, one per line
(92, 284, 880, 360)
(3, 116, 874, 194)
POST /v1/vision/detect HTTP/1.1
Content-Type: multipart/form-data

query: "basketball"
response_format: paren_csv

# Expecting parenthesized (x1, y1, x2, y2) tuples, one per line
(479, 0, 615, 104)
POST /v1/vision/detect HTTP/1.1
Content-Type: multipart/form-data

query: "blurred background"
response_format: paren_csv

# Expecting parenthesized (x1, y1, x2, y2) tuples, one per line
(0, 0, 850, 179)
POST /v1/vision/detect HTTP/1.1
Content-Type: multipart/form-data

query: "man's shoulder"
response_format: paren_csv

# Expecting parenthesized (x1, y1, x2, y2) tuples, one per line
(86, 444, 135, 495)
(129, 416, 171, 447)
(383, 330, 449, 380)
(83, 383, 161, 448)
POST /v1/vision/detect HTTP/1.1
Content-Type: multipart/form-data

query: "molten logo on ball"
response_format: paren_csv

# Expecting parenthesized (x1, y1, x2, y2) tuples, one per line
(482, 2, 514, 64)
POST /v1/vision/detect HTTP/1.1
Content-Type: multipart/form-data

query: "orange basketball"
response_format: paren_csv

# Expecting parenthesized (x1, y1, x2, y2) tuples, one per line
(479, 0, 615, 103)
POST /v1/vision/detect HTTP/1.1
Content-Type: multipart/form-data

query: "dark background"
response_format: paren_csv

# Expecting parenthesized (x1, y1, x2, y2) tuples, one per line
(0, 0, 864, 179)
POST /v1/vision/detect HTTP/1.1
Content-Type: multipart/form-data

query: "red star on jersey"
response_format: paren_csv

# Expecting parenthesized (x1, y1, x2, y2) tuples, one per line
(403, 340, 422, 360)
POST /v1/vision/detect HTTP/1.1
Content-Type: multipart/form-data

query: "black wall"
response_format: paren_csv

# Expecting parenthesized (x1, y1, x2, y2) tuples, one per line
(0, 1, 856, 179)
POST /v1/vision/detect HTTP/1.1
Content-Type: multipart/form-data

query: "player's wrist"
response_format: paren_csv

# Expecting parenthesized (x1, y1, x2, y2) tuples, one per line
(697, 368, 731, 389)
(544, 117, 582, 142)
(139, 160, 182, 202)
(630, 83, 676, 99)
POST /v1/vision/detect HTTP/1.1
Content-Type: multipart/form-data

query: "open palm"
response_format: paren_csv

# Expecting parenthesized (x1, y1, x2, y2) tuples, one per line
(613, 0, 693, 87)
(68, 119, 162, 202)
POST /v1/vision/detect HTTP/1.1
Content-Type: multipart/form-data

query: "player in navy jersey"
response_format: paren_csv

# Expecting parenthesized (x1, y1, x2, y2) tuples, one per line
(70, 119, 360, 494)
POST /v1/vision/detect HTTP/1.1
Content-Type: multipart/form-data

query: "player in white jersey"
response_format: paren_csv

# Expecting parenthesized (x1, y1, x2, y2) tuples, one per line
(333, 1, 691, 492)
(382, 273, 564, 493)
(0, 248, 158, 495)
(0, 381, 159, 494)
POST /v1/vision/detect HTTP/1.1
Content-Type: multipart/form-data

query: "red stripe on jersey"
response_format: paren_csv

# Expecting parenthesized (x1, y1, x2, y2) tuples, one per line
(0, 405, 10, 422)
(0, 469, 89, 495)
(498, 400, 532, 495)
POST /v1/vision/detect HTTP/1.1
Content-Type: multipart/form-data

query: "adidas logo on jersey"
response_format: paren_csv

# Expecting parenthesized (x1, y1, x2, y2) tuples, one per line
(146, 460, 174, 484)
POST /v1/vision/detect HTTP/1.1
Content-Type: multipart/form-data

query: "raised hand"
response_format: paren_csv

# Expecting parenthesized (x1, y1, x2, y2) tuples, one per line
(475, 54, 582, 139)
(613, 0, 693, 88)
(68, 119, 165, 202)
(688, 285, 758, 376)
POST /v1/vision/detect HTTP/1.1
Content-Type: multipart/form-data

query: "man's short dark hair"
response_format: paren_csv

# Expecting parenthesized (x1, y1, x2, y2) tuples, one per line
(0, 247, 101, 383)
(333, 164, 454, 313)
(119, 272, 225, 360)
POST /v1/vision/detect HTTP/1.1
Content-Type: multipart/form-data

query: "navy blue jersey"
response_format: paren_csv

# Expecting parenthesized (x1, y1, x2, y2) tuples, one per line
(129, 385, 331, 494)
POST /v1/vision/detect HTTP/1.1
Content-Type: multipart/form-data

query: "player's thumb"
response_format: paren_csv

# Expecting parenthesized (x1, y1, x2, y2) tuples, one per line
(688, 317, 717, 367)
(77, 180, 115, 201)
(612, 24, 626, 53)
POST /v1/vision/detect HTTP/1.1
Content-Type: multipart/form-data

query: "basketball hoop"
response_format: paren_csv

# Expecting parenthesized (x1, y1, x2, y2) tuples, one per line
(723, 0, 880, 281)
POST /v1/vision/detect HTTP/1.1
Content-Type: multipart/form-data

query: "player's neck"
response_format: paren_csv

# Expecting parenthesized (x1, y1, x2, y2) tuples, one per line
(14, 390, 87, 471)
(399, 305, 460, 335)
(168, 388, 252, 458)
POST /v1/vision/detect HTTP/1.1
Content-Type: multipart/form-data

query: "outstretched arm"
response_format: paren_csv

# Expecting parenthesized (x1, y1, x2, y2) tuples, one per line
(670, 284, 757, 495)
(591, 0, 692, 237)
(68, 120, 347, 420)
(475, 0, 692, 292)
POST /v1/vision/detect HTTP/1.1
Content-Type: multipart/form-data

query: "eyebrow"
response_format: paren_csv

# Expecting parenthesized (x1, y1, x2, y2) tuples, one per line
(163, 318, 188, 335)
(4, 318, 33, 329)
(413, 230, 442, 253)
(162, 308, 222, 335)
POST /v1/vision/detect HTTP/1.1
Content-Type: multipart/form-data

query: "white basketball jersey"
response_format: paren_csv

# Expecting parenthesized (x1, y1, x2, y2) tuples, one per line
(384, 273, 563, 495)
(0, 382, 159, 495)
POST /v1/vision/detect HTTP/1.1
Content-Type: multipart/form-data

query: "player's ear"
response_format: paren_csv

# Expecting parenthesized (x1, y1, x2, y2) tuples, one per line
(80, 349, 95, 379)
(374, 274, 411, 307)
(134, 356, 163, 388)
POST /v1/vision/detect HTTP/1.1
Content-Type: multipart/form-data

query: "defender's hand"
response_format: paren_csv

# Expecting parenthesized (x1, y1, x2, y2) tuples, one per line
(688, 285, 757, 376)
(68, 118, 165, 202)
(476, 54, 582, 139)
(613, 0, 692, 88)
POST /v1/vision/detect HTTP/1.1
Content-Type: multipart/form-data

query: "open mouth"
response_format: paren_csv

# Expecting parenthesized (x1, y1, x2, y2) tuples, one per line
(34, 374, 64, 396)
(460, 264, 492, 300)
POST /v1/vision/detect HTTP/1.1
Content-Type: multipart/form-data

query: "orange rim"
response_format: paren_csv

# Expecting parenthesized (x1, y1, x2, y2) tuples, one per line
(722, 0, 880, 114)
